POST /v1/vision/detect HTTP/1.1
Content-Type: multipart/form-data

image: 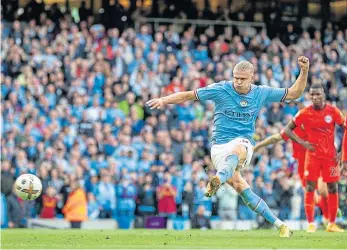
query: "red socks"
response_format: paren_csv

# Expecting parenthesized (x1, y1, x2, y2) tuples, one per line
(328, 193, 338, 223)
(316, 196, 329, 219)
(305, 191, 315, 223)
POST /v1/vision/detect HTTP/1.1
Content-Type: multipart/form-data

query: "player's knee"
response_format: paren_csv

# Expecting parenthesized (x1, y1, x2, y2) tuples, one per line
(231, 175, 249, 193)
(318, 183, 328, 197)
(306, 181, 316, 192)
(327, 182, 338, 193)
(319, 188, 328, 197)
(233, 181, 246, 193)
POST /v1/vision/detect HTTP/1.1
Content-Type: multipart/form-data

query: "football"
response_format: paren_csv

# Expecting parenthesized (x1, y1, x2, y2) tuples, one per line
(14, 174, 42, 201)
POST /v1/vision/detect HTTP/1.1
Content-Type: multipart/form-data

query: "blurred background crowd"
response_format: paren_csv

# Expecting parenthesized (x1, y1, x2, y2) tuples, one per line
(1, 0, 347, 229)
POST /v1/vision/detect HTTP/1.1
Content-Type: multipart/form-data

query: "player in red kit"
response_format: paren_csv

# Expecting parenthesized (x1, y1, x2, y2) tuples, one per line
(285, 84, 345, 233)
(342, 117, 347, 169)
(254, 123, 329, 223)
(254, 125, 310, 185)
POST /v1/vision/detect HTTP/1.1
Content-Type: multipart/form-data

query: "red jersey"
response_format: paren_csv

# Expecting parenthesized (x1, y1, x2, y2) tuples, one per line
(40, 195, 57, 219)
(342, 117, 347, 163)
(165, 81, 185, 94)
(157, 185, 177, 214)
(280, 126, 307, 160)
(293, 104, 345, 160)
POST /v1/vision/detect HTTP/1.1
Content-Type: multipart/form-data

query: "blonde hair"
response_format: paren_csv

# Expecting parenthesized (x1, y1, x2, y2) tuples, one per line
(233, 61, 254, 73)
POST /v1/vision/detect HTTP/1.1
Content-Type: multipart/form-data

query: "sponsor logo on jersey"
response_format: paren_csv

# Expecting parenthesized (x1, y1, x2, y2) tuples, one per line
(324, 115, 332, 123)
(224, 110, 255, 122)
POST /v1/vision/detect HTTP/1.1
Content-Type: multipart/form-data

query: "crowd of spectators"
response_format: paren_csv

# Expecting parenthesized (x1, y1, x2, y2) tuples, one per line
(1, 2, 347, 228)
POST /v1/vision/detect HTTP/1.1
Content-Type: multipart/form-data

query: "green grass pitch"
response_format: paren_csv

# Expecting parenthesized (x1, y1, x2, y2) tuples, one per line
(1, 229, 347, 249)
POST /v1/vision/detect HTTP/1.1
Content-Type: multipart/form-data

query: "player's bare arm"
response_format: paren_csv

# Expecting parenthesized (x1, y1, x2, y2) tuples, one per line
(285, 56, 309, 100)
(284, 121, 315, 151)
(254, 133, 282, 152)
(336, 113, 346, 164)
(342, 118, 347, 168)
(146, 91, 196, 109)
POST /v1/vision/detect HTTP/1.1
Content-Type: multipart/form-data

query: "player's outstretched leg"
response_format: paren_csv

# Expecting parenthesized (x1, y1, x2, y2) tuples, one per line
(205, 154, 239, 198)
(229, 171, 292, 237)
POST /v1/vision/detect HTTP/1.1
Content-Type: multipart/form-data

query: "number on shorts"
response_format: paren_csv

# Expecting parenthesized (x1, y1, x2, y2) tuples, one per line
(330, 167, 338, 177)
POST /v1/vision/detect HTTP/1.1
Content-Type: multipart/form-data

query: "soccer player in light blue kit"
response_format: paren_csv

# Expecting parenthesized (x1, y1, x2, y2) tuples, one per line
(147, 56, 310, 237)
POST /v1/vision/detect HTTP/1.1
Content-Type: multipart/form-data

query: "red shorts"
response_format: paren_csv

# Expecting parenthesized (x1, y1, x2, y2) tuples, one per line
(296, 155, 306, 187)
(304, 153, 340, 183)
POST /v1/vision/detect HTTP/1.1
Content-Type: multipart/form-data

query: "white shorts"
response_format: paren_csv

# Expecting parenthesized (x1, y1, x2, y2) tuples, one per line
(210, 138, 254, 172)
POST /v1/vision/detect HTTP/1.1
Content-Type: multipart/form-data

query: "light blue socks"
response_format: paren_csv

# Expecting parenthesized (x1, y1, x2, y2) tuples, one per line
(216, 154, 239, 184)
(240, 188, 284, 228)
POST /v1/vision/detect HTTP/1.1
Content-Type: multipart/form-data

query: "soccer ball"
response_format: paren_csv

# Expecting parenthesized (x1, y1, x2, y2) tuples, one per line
(14, 174, 42, 201)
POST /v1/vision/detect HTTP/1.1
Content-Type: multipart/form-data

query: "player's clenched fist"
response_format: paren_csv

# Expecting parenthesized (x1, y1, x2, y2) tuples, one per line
(146, 98, 164, 109)
(298, 56, 309, 71)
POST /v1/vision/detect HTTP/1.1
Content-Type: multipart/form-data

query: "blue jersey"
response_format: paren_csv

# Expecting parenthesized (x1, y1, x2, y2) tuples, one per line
(195, 81, 288, 145)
